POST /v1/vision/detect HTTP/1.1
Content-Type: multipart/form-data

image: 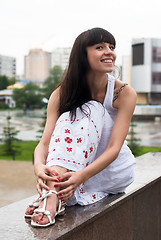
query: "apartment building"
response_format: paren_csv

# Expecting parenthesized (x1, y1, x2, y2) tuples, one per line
(24, 49, 51, 86)
(51, 47, 71, 70)
(0, 54, 16, 78)
(131, 38, 161, 104)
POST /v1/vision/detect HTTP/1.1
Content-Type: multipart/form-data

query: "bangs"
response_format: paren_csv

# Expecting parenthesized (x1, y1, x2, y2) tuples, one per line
(86, 27, 116, 48)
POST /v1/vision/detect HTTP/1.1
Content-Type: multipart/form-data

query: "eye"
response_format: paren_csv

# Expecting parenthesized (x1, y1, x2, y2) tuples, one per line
(96, 46, 103, 50)
(109, 45, 115, 50)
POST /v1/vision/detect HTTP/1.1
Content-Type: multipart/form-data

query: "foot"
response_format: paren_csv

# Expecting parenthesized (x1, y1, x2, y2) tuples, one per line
(31, 191, 59, 225)
(25, 197, 41, 217)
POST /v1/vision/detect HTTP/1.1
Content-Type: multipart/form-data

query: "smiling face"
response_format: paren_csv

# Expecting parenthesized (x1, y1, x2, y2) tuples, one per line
(86, 42, 116, 74)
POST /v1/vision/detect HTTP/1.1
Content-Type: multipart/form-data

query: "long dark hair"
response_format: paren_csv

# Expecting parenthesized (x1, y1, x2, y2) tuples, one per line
(59, 27, 116, 119)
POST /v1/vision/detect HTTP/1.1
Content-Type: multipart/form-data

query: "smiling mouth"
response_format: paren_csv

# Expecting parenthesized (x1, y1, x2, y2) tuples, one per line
(101, 59, 113, 63)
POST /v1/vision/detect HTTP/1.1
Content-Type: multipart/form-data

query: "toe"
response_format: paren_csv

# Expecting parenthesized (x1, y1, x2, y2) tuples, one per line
(25, 206, 34, 215)
(37, 215, 50, 225)
(32, 213, 43, 223)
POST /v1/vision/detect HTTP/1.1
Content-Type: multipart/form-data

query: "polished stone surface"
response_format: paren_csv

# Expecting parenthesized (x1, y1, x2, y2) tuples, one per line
(0, 152, 161, 240)
(133, 181, 161, 240)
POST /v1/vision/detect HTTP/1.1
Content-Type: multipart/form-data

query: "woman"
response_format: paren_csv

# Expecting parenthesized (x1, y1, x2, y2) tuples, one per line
(25, 27, 137, 227)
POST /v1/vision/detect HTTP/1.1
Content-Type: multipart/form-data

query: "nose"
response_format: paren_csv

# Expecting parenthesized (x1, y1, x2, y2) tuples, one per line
(104, 47, 112, 55)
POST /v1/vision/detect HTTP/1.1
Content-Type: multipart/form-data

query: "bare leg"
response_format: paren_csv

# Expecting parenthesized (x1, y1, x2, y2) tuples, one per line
(31, 165, 67, 225)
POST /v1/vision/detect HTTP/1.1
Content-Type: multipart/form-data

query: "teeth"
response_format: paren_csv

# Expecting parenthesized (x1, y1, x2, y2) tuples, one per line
(103, 59, 112, 63)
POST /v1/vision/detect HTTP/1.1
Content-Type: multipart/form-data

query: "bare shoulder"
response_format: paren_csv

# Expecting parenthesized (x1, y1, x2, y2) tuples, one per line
(48, 87, 60, 103)
(47, 87, 60, 113)
(113, 79, 137, 108)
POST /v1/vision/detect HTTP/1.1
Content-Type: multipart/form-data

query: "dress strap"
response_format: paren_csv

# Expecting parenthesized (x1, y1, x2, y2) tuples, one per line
(113, 83, 128, 102)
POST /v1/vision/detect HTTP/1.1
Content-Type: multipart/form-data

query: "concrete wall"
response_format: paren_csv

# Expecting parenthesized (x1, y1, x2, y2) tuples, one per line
(0, 152, 161, 240)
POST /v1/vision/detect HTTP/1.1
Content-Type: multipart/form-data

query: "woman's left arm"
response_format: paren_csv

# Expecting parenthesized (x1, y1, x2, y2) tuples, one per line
(56, 85, 137, 200)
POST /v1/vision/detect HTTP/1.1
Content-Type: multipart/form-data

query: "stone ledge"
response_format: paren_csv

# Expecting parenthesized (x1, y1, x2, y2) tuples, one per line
(0, 152, 161, 240)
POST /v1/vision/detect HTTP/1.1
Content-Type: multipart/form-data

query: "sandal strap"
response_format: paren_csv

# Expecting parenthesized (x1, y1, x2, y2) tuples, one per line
(34, 189, 58, 215)
(33, 189, 65, 223)
(33, 189, 59, 225)
(29, 201, 40, 207)
(39, 189, 57, 200)
(28, 195, 41, 207)
(33, 209, 55, 225)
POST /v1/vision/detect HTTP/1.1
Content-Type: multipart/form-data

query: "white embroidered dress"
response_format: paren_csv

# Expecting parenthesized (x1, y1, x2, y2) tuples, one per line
(46, 74, 135, 206)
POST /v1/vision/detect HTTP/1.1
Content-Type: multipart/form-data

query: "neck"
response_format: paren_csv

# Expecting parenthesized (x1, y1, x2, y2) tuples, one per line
(87, 72, 107, 90)
(87, 72, 108, 101)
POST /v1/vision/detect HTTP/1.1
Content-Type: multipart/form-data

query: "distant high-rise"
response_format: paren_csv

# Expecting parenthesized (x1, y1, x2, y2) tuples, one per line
(51, 47, 71, 70)
(0, 54, 16, 78)
(122, 55, 131, 85)
(24, 49, 51, 86)
(131, 38, 161, 105)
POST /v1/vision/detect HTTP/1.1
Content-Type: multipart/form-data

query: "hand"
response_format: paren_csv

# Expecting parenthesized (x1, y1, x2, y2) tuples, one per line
(54, 171, 84, 202)
(35, 164, 59, 196)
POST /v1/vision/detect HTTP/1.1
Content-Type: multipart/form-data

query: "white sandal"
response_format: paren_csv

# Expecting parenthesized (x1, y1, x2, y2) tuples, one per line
(31, 189, 65, 227)
(24, 196, 42, 218)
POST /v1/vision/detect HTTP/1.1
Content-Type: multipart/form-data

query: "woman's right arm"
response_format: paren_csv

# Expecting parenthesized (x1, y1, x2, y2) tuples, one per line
(34, 88, 60, 195)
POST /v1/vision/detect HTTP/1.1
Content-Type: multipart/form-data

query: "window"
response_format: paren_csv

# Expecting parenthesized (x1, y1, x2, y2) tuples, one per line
(152, 72, 161, 84)
(153, 47, 161, 63)
(132, 43, 144, 65)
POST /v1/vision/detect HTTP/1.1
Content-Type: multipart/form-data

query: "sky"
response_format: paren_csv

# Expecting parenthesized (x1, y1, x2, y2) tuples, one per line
(0, 0, 161, 76)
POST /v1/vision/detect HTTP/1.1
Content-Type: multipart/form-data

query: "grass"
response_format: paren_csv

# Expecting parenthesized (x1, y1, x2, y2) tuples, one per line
(0, 141, 38, 161)
(0, 141, 160, 161)
(135, 146, 161, 157)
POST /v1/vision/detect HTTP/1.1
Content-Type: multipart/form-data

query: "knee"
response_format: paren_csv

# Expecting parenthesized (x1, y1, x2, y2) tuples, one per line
(49, 165, 67, 176)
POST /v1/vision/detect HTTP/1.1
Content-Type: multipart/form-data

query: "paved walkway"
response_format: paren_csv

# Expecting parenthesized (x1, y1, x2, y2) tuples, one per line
(0, 160, 37, 207)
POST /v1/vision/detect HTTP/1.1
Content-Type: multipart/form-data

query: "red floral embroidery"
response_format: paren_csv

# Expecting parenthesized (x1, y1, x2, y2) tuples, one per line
(66, 147, 72, 152)
(65, 129, 70, 133)
(53, 149, 55, 151)
(64, 137, 72, 143)
(55, 138, 60, 143)
(81, 127, 83, 130)
(90, 147, 93, 153)
(80, 187, 85, 194)
(83, 150, 88, 159)
(77, 137, 82, 143)
(92, 194, 96, 199)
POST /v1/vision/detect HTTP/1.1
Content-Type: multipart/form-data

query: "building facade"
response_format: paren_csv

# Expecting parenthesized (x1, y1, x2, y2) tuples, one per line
(51, 47, 71, 70)
(122, 55, 131, 85)
(131, 38, 161, 105)
(0, 89, 15, 108)
(0, 54, 16, 78)
(24, 49, 51, 86)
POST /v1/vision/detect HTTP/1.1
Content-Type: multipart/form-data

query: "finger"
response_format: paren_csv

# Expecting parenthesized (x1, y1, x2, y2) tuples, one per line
(54, 180, 71, 189)
(37, 182, 42, 196)
(46, 167, 59, 176)
(38, 172, 59, 182)
(57, 172, 73, 181)
(59, 192, 71, 201)
(59, 190, 74, 201)
(37, 178, 50, 192)
(57, 185, 74, 197)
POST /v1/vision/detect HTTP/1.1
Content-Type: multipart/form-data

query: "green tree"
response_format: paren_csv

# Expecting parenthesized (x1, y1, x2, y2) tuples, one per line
(0, 114, 20, 160)
(8, 77, 17, 86)
(13, 82, 42, 111)
(127, 117, 141, 156)
(43, 65, 63, 99)
(0, 102, 8, 109)
(0, 75, 9, 90)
